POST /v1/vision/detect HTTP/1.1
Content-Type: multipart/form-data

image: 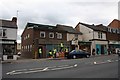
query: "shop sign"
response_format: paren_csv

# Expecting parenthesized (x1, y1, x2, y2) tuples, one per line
(71, 40, 78, 45)
(0, 41, 15, 44)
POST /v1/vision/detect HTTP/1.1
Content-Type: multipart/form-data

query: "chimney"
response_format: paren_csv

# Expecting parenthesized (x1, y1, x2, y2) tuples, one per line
(12, 17, 17, 24)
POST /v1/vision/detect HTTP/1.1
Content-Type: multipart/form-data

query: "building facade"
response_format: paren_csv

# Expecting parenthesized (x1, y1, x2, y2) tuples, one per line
(21, 23, 82, 59)
(0, 17, 18, 60)
(75, 22, 108, 55)
(107, 19, 120, 52)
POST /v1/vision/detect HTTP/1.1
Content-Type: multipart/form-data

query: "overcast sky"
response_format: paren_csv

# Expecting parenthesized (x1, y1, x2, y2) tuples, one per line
(0, 0, 119, 43)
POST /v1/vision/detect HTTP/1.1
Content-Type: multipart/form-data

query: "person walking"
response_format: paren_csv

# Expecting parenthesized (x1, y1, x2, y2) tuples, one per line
(60, 42, 64, 52)
(92, 49, 95, 56)
(53, 48, 57, 58)
(49, 50, 53, 58)
(96, 48, 99, 55)
(39, 48, 42, 58)
(65, 47, 69, 57)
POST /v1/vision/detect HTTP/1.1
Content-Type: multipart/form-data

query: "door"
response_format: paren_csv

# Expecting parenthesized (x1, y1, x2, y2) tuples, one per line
(96, 44, 101, 55)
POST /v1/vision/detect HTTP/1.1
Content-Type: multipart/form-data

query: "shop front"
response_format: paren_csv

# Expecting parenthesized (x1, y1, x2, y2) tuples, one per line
(91, 40, 108, 55)
(1, 40, 17, 60)
(78, 41, 91, 53)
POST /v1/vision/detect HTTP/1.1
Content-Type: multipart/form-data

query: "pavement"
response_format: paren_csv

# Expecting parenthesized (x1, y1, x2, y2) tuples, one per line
(1, 54, 118, 64)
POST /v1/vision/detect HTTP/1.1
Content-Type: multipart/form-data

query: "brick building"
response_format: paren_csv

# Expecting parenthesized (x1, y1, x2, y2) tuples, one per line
(21, 23, 82, 59)
(107, 19, 120, 50)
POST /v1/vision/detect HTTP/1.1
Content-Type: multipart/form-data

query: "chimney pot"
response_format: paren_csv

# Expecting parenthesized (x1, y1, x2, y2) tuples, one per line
(12, 17, 17, 24)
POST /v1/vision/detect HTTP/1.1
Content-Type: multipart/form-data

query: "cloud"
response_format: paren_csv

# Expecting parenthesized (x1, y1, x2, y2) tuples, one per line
(0, 0, 119, 43)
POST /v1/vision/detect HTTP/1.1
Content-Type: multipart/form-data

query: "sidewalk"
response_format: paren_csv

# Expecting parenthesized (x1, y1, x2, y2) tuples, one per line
(1, 54, 117, 64)
(1, 57, 66, 64)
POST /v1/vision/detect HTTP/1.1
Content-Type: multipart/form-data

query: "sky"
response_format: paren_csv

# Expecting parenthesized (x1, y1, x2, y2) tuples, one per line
(0, 0, 119, 43)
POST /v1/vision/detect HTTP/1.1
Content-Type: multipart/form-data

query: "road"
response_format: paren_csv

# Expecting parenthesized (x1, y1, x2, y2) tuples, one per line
(2, 54, 119, 79)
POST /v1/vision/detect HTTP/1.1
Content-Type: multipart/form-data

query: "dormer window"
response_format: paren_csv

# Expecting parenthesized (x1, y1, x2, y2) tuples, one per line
(34, 25, 38, 27)
(48, 27, 53, 29)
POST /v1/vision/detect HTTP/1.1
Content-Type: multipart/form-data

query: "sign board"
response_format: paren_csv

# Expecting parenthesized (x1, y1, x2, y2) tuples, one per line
(71, 40, 78, 45)
(109, 41, 120, 44)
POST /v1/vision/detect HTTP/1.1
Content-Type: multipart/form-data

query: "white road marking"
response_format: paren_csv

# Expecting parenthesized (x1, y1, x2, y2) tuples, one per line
(93, 59, 118, 65)
(6, 64, 77, 75)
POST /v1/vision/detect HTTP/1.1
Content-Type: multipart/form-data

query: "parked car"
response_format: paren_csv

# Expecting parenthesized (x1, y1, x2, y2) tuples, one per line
(67, 50, 91, 59)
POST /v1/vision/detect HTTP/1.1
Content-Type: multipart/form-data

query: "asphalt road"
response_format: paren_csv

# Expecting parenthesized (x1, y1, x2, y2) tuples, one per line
(2, 54, 119, 78)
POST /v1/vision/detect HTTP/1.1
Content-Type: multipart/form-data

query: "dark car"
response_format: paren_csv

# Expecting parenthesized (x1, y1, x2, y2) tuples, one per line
(67, 50, 91, 59)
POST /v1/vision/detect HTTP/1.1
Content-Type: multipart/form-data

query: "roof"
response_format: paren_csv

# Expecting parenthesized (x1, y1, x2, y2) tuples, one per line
(0, 18, 17, 29)
(78, 22, 107, 32)
(26, 22, 82, 34)
(26, 22, 56, 28)
(108, 19, 120, 28)
(56, 24, 82, 34)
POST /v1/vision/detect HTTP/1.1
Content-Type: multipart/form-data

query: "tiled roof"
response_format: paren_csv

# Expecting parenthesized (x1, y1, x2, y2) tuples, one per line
(108, 19, 120, 28)
(56, 24, 82, 34)
(26, 22, 82, 34)
(27, 22, 56, 28)
(79, 22, 107, 32)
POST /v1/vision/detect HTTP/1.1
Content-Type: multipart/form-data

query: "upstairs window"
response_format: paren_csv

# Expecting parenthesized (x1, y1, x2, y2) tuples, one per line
(98, 32, 102, 39)
(57, 33, 62, 39)
(0, 29, 7, 38)
(98, 32, 101, 38)
(0, 29, 2, 37)
(40, 31, 45, 38)
(49, 32, 54, 38)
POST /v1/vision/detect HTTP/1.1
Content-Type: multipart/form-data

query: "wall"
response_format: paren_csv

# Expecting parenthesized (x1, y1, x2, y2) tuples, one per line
(67, 33, 74, 41)
(79, 24, 93, 41)
(93, 31, 106, 40)
(0, 28, 17, 40)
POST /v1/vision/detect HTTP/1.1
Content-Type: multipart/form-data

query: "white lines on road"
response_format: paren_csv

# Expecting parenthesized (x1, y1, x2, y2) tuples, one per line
(93, 59, 118, 65)
(6, 64, 77, 75)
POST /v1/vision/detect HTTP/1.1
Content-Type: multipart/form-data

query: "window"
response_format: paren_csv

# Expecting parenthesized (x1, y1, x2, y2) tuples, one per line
(75, 34, 78, 40)
(57, 33, 62, 39)
(101, 32, 102, 38)
(98, 32, 102, 39)
(3, 29, 7, 37)
(108, 28, 111, 32)
(0, 29, 7, 38)
(113, 29, 116, 33)
(40, 31, 45, 38)
(0, 29, 2, 37)
(49, 32, 54, 38)
(28, 34, 30, 38)
(98, 32, 101, 38)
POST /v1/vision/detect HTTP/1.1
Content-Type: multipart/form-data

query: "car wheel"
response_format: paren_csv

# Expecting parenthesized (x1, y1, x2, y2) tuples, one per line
(73, 55, 76, 59)
(86, 55, 90, 58)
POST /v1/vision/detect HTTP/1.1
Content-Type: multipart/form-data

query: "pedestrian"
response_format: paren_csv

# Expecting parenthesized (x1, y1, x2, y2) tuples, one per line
(60, 42, 64, 52)
(107, 48, 110, 55)
(92, 49, 95, 56)
(39, 48, 42, 58)
(96, 48, 99, 55)
(65, 47, 69, 57)
(53, 48, 57, 58)
(49, 50, 53, 58)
